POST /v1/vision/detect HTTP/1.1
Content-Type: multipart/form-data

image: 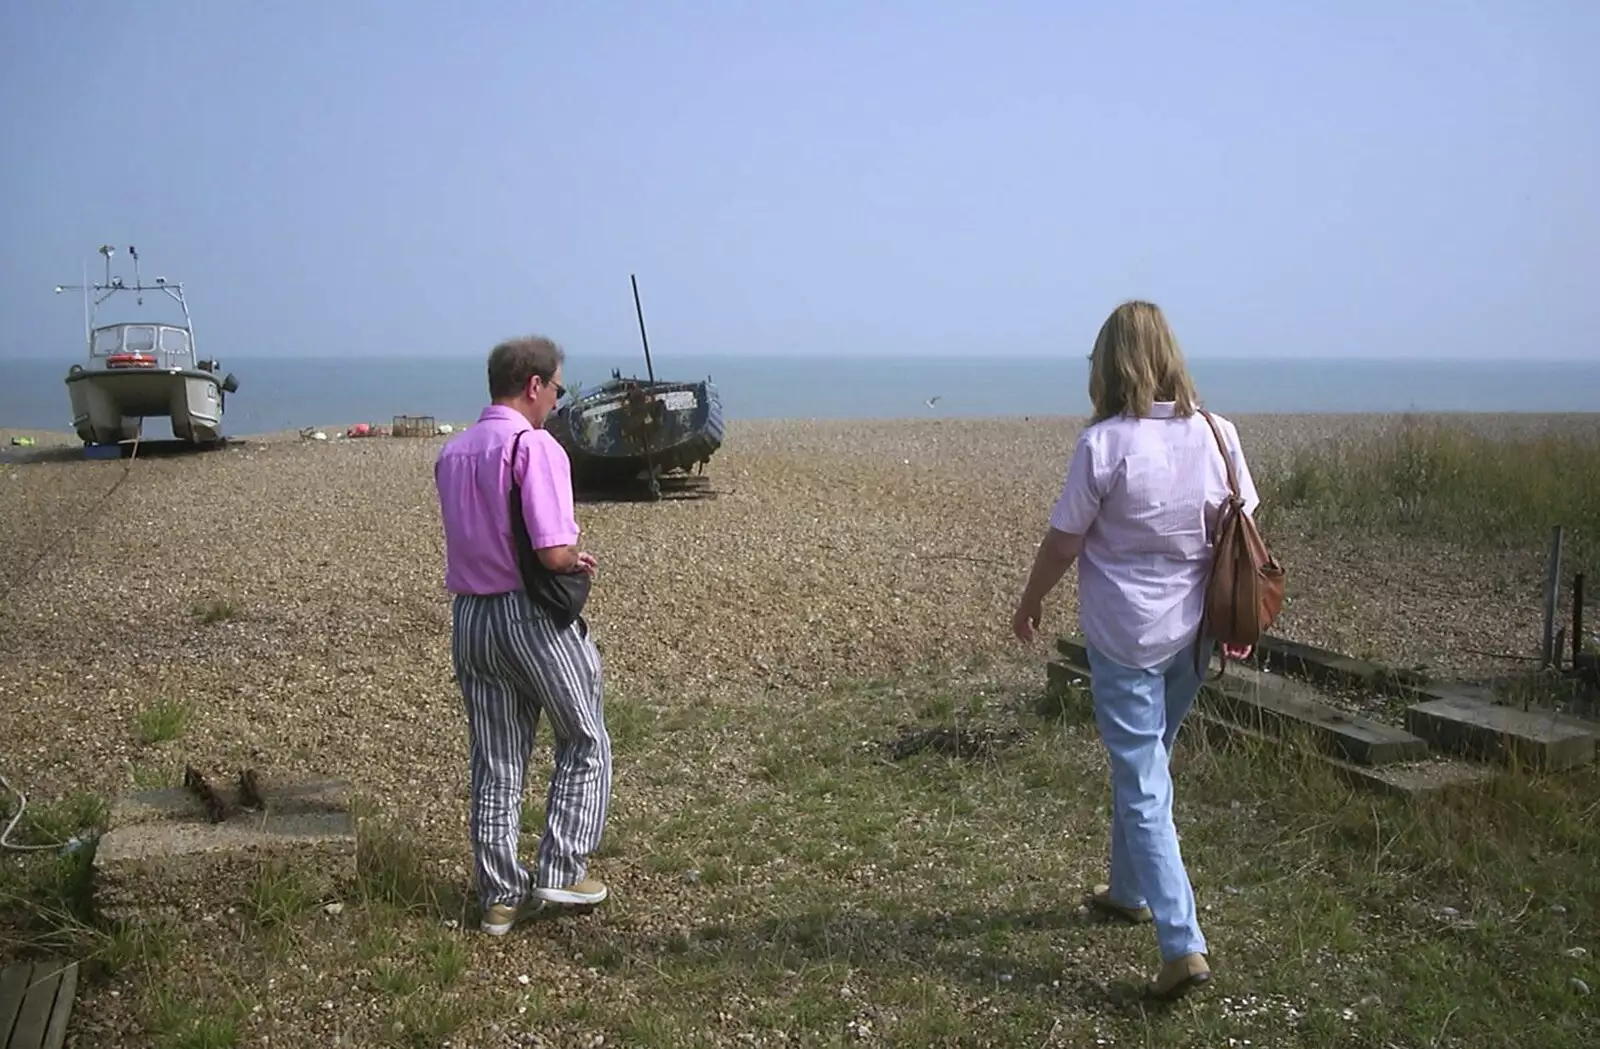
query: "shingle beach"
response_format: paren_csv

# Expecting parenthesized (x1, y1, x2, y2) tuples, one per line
(1, 413, 1588, 813)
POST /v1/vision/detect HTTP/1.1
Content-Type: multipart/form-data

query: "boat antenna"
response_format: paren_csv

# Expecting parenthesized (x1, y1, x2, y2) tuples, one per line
(630, 273, 656, 385)
(628, 273, 662, 499)
(129, 245, 142, 305)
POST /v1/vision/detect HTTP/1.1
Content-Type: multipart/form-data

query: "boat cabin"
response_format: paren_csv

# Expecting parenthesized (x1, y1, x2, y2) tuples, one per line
(89, 322, 199, 371)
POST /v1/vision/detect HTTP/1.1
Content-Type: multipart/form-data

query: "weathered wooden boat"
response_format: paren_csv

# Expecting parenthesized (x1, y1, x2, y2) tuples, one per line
(543, 274, 724, 498)
(545, 372, 724, 494)
(55, 245, 239, 446)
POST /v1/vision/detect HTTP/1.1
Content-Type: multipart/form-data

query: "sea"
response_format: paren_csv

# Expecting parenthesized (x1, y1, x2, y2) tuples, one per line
(1, 354, 1595, 438)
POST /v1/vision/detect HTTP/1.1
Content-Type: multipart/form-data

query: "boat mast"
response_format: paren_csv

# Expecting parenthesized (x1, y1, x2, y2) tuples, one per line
(631, 273, 656, 385)
(629, 273, 661, 499)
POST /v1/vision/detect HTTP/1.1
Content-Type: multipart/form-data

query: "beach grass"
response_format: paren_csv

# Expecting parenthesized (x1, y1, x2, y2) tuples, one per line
(1258, 415, 1600, 573)
(3, 654, 1596, 1048)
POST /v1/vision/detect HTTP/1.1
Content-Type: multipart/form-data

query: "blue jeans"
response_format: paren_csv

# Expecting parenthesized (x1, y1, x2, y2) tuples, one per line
(1086, 638, 1209, 962)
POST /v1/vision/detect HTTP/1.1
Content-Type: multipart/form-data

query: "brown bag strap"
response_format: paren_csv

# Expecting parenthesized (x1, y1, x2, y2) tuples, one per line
(1196, 409, 1237, 682)
(1198, 409, 1239, 502)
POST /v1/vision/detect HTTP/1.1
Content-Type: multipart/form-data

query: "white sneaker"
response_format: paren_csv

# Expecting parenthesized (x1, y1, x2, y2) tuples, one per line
(533, 878, 608, 907)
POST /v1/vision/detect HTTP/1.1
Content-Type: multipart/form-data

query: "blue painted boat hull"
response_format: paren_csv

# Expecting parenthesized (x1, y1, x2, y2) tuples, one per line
(545, 376, 724, 489)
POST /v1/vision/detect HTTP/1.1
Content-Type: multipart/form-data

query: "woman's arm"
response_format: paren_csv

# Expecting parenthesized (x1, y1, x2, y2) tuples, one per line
(1012, 527, 1084, 642)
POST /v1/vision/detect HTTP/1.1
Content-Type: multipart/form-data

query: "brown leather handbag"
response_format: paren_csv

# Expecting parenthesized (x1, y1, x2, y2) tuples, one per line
(1197, 410, 1285, 676)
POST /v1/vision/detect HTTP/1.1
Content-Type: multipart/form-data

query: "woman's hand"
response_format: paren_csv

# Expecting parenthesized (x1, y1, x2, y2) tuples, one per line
(1011, 599, 1043, 644)
(1221, 642, 1252, 661)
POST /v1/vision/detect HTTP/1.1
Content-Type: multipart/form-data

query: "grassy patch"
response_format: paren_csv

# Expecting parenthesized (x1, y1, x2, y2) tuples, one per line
(135, 697, 192, 745)
(187, 599, 239, 624)
(5, 656, 1597, 1046)
(1258, 416, 1600, 568)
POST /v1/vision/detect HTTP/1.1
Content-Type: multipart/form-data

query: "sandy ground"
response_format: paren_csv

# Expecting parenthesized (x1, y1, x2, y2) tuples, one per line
(1, 411, 1587, 828)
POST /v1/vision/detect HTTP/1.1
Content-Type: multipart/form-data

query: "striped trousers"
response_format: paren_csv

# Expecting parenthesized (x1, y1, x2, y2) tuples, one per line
(450, 591, 611, 907)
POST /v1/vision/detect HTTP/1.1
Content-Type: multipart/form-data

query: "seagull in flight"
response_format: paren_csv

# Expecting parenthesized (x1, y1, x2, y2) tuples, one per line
(925, 395, 942, 408)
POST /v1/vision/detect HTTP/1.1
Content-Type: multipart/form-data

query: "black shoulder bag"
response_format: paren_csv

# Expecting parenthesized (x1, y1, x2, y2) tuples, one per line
(506, 430, 591, 631)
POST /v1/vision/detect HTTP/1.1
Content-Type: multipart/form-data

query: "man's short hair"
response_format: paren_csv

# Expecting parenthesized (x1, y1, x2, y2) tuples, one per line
(486, 336, 564, 400)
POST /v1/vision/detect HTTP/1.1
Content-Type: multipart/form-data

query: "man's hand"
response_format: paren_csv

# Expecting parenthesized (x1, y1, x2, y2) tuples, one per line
(575, 551, 598, 575)
(1011, 599, 1043, 644)
(1222, 642, 1252, 661)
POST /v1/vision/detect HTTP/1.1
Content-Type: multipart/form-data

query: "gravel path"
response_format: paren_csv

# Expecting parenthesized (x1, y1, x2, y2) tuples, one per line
(0, 412, 1586, 839)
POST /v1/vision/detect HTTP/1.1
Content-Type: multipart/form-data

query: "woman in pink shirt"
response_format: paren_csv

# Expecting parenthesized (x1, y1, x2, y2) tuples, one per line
(1012, 300, 1260, 1000)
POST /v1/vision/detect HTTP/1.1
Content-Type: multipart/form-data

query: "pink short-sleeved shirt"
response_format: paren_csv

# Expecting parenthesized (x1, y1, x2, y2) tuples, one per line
(1048, 403, 1259, 670)
(434, 405, 580, 596)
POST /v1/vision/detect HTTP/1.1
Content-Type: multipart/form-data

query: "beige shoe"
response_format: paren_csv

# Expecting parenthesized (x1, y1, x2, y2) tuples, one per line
(480, 898, 542, 936)
(534, 878, 608, 907)
(1147, 953, 1211, 1000)
(1087, 884, 1153, 924)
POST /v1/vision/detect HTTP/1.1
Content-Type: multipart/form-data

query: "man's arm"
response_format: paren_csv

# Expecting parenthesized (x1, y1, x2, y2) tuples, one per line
(515, 435, 590, 573)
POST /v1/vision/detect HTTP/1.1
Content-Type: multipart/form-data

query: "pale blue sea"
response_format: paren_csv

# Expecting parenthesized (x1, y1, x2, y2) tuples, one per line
(1, 354, 1595, 439)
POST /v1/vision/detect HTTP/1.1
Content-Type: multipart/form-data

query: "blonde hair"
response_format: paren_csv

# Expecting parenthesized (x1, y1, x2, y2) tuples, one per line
(1087, 300, 1200, 422)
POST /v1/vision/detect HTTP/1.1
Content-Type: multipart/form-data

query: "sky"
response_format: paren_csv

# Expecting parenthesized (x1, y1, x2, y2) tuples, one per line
(1, 1, 1596, 363)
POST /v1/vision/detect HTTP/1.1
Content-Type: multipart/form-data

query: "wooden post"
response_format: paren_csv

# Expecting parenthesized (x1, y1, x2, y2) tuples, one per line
(1574, 572, 1586, 667)
(1541, 527, 1564, 668)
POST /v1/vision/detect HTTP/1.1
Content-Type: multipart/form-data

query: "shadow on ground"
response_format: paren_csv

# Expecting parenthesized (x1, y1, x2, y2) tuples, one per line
(627, 902, 1179, 1016)
(573, 474, 725, 505)
(1, 439, 252, 466)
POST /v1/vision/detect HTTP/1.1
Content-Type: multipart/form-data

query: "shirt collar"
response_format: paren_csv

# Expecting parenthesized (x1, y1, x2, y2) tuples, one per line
(477, 404, 533, 429)
(1146, 401, 1178, 418)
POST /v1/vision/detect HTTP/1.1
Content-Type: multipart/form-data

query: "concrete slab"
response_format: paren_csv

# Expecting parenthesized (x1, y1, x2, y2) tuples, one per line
(1404, 693, 1596, 771)
(92, 773, 356, 925)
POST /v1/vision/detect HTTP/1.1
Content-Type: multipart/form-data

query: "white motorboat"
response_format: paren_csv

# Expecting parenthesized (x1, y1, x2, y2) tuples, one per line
(57, 244, 239, 446)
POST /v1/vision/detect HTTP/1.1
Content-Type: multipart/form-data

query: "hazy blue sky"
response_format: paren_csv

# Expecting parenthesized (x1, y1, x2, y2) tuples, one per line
(2, 1, 1595, 362)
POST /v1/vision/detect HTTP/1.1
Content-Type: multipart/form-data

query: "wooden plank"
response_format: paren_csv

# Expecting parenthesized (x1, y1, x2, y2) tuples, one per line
(1055, 634, 1430, 765)
(1205, 664, 1430, 766)
(1058, 633, 1430, 693)
(0, 964, 31, 1048)
(8, 963, 63, 1049)
(1045, 659, 1088, 695)
(1255, 635, 1428, 691)
(1056, 636, 1090, 665)
(1189, 710, 1497, 799)
(1057, 633, 1430, 765)
(1405, 692, 1596, 771)
(0, 961, 78, 1049)
(38, 962, 76, 1049)
(1409, 682, 1600, 740)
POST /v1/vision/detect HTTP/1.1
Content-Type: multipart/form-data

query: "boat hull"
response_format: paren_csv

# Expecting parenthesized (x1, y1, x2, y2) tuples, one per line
(546, 378, 724, 488)
(64, 367, 231, 445)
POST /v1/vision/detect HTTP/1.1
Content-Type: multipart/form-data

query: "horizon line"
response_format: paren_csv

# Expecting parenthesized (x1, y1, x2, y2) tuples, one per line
(1, 351, 1595, 366)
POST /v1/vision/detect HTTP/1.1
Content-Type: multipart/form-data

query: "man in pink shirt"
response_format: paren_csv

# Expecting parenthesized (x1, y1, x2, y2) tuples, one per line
(434, 335, 611, 936)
